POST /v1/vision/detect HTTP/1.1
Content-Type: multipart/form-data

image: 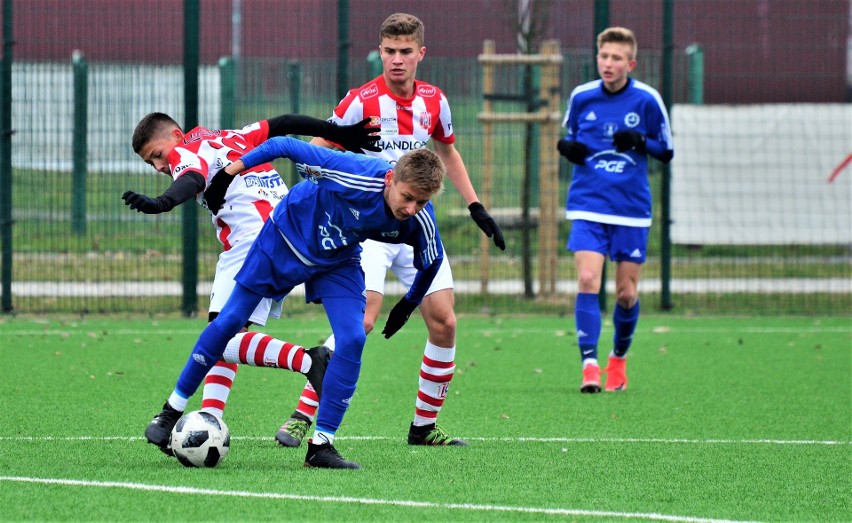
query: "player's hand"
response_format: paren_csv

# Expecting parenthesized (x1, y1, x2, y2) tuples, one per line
(612, 130, 646, 152)
(468, 202, 505, 250)
(203, 168, 234, 215)
(382, 297, 418, 339)
(557, 138, 590, 165)
(327, 117, 381, 154)
(122, 191, 163, 214)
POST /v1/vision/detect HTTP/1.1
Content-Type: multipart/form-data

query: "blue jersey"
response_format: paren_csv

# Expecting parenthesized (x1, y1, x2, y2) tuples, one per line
(239, 137, 443, 300)
(562, 78, 673, 227)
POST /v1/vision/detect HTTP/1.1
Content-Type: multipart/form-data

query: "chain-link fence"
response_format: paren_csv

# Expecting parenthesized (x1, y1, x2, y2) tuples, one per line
(1, 0, 849, 316)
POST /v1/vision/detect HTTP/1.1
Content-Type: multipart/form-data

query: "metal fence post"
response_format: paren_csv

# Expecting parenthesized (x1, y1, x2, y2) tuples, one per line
(367, 50, 381, 78)
(71, 50, 87, 236)
(287, 60, 301, 187)
(594, 0, 609, 312)
(336, 0, 349, 101)
(0, 0, 12, 313)
(182, 0, 200, 317)
(660, 0, 675, 310)
(218, 56, 235, 129)
(686, 44, 704, 105)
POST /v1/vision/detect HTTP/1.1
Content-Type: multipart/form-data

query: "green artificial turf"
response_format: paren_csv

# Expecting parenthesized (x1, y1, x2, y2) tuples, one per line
(0, 313, 849, 521)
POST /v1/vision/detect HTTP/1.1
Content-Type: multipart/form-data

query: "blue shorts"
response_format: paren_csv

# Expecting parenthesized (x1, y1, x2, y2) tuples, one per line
(236, 219, 366, 306)
(567, 219, 648, 263)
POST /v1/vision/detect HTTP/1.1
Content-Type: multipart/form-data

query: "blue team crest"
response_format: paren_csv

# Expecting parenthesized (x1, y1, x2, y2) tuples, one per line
(624, 112, 640, 128)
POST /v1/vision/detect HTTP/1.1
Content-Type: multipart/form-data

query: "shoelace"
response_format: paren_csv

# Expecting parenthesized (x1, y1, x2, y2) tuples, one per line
(424, 425, 453, 444)
(282, 420, 308, 439)
(309, 444, 342, 463)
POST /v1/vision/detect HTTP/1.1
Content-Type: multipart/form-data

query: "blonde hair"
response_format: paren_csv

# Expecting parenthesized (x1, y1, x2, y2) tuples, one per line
(393, 149, 445, 196)
(597, 27, 637, 60)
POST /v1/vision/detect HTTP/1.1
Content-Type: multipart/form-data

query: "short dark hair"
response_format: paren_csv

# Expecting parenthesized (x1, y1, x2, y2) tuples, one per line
(132, 112, 181, 153)
(379, 13, 424, 47)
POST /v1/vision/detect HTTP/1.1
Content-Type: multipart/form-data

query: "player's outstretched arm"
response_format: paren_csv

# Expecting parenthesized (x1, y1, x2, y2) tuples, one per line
(266, 114, 379, 153)
(122, 172, 205, 214)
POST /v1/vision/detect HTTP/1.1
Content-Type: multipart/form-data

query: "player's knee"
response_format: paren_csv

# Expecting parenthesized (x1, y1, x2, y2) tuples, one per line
(333, 325, 367, 358)
(211, 309, 246, 338)
(577, 269, 600, 291)
(426, 312, 456, 344)
(616, 289, 638, 309)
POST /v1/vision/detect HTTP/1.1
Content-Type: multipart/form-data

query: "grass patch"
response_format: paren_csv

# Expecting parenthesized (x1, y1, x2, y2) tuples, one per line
(0, 314, 849, 521)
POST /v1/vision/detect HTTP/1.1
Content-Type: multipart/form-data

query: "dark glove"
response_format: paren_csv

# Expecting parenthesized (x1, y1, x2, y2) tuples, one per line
(468, 202, 505, 250)
(203, 168, 236, 215)
(122, 191, 166, 214)
(557, 138, 590, 165)
(381, 297, 418, 339)
(325, 117, 381, 154)
(612, 130, 646, 152)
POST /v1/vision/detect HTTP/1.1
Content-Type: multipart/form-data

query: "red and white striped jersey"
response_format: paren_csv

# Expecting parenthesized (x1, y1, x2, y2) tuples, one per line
(330, 75, 455, 164)
(167, 121, 287, 250)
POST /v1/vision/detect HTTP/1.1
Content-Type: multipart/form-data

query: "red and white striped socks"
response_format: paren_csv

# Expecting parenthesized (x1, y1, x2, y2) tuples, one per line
(200, 331, 310, 418)
(413, 341, 456, 427)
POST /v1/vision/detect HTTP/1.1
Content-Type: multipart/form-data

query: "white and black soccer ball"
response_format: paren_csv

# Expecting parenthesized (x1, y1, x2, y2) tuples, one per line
(170, 410, 230, 468)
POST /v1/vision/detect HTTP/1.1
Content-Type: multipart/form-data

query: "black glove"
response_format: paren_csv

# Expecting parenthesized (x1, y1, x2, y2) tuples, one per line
(325, 117, 381, 154)
(381, 297, 418, 339)
(557, 138, 590, 165)
(203, 168, 236, 215)
(468, 202, 505, 250)
(612, 130, 646, 152)
(122, 191, 166, 214)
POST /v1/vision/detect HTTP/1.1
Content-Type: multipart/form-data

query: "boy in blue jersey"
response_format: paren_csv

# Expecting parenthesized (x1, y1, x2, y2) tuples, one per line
(557, 27, 674, 393)
(144, 140, 446, 469)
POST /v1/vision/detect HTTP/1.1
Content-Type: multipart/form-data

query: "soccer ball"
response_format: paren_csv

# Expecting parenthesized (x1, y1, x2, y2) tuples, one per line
(170, 410, 230, 468)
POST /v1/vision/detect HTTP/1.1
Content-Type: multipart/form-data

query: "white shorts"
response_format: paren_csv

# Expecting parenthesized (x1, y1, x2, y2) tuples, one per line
(209, 235, 282, 326)
(361, 239, 454, 296)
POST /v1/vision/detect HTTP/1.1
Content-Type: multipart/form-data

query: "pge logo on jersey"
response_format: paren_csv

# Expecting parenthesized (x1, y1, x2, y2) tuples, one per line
(592, 151, 636, 173)
(594, 159, 628, 173)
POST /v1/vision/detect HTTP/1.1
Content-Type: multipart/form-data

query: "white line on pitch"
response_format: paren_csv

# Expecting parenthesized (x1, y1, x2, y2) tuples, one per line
(0, 435, 847, 445)
(0, 326, 849, 337)
(0, 476, 760, 523)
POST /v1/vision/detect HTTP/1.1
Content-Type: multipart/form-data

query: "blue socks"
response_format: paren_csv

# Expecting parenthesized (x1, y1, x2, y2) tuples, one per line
(174, 284, 261, 399)
(315, 352, 361, 435)
(612, 301, 640, 358)
(575, 292, 601, 363)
